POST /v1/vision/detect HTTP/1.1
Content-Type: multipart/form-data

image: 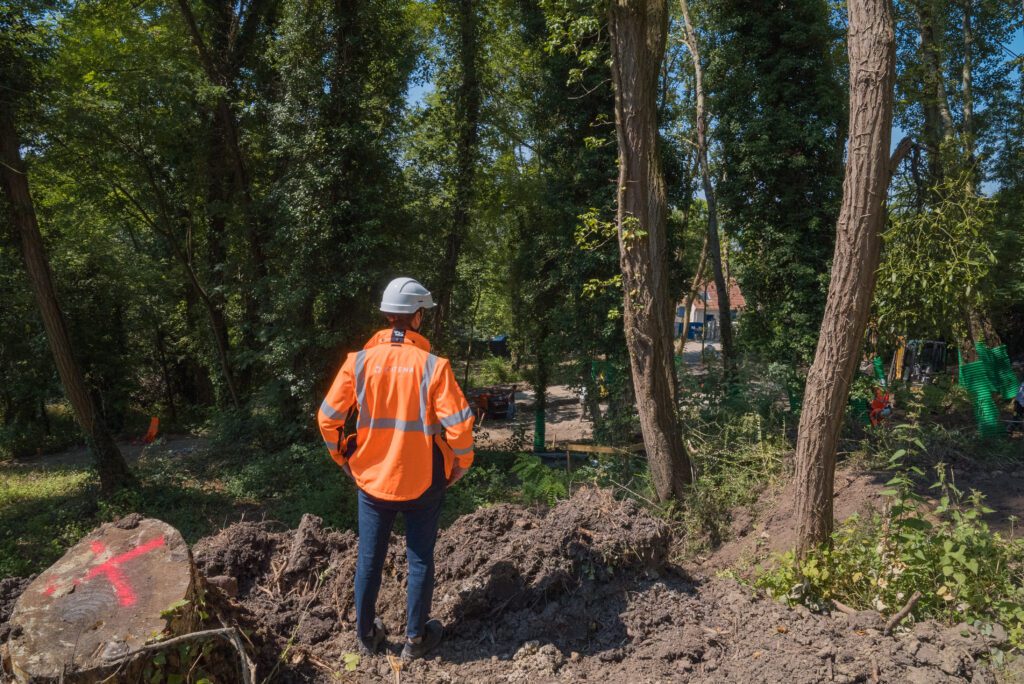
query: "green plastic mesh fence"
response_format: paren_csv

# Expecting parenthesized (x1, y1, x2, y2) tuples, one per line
(990, 345, 1020, 401)
(960, 350, 1007, 439)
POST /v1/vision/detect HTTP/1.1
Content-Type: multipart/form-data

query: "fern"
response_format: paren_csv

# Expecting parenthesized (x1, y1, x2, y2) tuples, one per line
(512, 455, 568, 505)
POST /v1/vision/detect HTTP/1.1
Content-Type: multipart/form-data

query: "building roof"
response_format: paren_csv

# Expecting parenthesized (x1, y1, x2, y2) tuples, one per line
(690, 278, 746, 312)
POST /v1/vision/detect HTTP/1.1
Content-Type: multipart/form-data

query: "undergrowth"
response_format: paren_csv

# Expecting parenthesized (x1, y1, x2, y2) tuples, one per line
(755, 424, 1024, 647)
(667, 360, 794, 556)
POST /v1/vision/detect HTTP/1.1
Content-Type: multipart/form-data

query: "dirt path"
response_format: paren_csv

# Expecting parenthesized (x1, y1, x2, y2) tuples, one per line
(681, 338, 721, 367)
(4, 435, 208, 471)
(475, 385, 593, 449)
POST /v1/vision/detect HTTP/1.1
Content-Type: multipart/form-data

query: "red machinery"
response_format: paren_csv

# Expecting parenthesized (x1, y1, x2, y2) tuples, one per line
(466, 385, 518, 422)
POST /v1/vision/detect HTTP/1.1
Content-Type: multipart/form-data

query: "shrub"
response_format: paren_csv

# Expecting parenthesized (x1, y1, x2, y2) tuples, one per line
(756, 424, 1024, 647)
(512, 454, 568, 505)
(471, 356, 521, 387)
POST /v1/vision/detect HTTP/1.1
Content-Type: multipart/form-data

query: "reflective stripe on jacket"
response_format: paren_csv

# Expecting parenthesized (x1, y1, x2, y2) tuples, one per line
(317, 328, 475, 501)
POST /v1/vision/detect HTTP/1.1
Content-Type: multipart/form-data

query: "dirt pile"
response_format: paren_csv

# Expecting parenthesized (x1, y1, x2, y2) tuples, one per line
(191, 487, 670, 678)
(0, 487, 1005, 682)
(189, 487, 1002, 682)
(0, 577, 31, 644)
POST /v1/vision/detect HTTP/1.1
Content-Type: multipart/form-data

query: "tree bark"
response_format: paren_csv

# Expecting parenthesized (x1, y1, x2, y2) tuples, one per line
(678, 0, 735, 374)
(0, 104, 134, 494)
(793, 0, 895, 556)
(609, 0, 692, 500)
(432, 0, 482, 343)
(961, 0, 976, 186)
(913, 0, 955, 183)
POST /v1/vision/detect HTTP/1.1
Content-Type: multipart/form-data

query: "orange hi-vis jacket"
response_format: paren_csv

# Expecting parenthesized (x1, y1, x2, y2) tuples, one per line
(318, 328, 475, 501)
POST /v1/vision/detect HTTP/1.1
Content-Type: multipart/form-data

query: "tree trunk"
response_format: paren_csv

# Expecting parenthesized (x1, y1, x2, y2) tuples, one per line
(433, 0, 482, 343)
(914, 0, 955, 183)
(6, 518, 201, 682)
(609, 0, 692, 500)
(675, 233, 707, 356)
(154, 325, 180, 426)
(132, 164, 241, 408)
(532, 346, 549, 452)
(463, 288, 483, 387)
(0, 105, 134, 494)
(177, 0, 271, 390)
(679, 0, 735, 374)
(793, 0, 895, 556)
(203, 120, 235, 391)
(961, 0, 976, 187)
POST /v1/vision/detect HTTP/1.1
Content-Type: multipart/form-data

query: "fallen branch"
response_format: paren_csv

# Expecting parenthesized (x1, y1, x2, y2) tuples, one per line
(831, 599, 858, 616)
(306, 652, 337, 675)
(884, 591, 922, 635)
(103, 627, 256, 684)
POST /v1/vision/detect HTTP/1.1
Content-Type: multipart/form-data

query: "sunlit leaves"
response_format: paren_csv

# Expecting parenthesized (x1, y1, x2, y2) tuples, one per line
(875, 172, 998, 341)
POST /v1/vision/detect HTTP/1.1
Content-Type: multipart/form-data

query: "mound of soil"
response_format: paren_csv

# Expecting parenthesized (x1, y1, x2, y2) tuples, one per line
(189, 487, 1001, 682)
(694, 467, 890, 576)
(0, 576, 31, 644)
(191, 488, 670, 678)
(0, 486, 1005, 682)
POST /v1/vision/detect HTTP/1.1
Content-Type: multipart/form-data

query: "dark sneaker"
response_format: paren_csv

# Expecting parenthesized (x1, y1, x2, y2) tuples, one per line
(401, 619, 443, 660)
(357, 617, 387, 655)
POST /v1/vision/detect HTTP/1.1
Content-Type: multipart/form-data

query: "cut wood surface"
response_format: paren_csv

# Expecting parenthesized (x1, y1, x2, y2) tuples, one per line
(6, 517, 197, 682)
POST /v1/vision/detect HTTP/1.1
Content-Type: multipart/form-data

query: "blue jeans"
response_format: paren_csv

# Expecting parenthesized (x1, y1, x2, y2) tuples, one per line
(355, 446, 445, 640)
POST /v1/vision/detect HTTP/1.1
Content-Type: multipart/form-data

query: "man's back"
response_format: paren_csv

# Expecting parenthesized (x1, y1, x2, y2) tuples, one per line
(318, 328, 475, 502)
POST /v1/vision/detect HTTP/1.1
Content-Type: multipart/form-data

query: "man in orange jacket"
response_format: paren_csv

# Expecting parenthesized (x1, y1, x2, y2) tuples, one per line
(318, 277, 474, 660)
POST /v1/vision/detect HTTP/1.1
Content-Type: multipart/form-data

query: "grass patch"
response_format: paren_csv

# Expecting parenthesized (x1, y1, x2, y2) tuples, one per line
(0, 439, 536, 578)
(0, 465, 98, 576)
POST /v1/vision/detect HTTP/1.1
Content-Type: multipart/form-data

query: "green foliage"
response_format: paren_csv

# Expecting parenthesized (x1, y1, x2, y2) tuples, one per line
(0, 403, 81, 461)
(0, 441, 360, 576)
(875, 172, 998, 342)
(674, 361, 792, 555)
(469, 356, 521, 387)
(512, 454, 568, 506)
(441, 451, 522, 524)
(705, 0, 847, 365)
(0, 464, 97, 577)
(756, 425, 1024, 647)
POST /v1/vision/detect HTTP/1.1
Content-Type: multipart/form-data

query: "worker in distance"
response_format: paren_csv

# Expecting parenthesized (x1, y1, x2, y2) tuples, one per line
(318, 277, 475, 660)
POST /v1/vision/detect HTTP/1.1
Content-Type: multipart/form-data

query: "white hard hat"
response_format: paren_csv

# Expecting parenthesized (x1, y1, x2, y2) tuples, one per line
(380, 277, 436, 314)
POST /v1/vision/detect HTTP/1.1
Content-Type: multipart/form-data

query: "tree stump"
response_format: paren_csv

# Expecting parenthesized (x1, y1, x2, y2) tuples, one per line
(4, 516, 199, 682)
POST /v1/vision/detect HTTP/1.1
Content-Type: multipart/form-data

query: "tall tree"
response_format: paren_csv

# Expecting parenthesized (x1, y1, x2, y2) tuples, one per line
(678, 0, 734, 373)
(794, 0, 895, 554)
(175, 0, 278, 393)
(609, 0, 692, 500)
(268, 0, 419, 425)
(431, 0, 483, 342)
(0, 19, 133, 492)
(890, 0, 1019, 358)
(707, 0, 846, 365)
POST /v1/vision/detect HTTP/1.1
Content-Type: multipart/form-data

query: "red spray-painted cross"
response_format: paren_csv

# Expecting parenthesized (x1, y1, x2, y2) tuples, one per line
(42, 535, 166, 607)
